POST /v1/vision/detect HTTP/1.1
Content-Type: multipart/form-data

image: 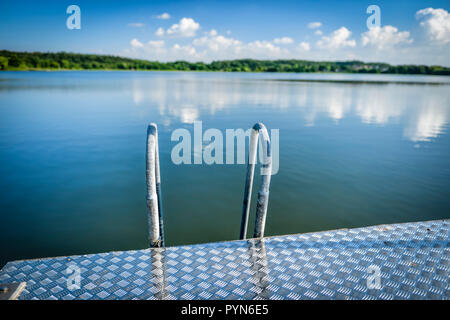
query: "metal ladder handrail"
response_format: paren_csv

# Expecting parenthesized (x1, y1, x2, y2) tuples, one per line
(240, 123, 272, 239)
(146, 122, 272, 247)
(146, 123, 164, 248)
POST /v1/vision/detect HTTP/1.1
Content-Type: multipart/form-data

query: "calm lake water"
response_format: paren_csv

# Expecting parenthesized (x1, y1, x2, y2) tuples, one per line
(1, 71, 449, 267)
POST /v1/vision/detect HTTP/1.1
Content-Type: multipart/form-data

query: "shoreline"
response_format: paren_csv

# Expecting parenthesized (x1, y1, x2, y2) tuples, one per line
(1, 69, 449, 85)
(1, 68, 450, 77)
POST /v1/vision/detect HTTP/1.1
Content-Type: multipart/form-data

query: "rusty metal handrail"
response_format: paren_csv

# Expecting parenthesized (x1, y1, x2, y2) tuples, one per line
(146, 123, 164, 248)
(240, 123, 272, 239)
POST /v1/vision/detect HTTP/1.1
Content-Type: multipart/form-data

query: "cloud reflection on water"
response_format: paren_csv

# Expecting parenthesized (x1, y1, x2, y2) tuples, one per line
(132, 76, 449, 142)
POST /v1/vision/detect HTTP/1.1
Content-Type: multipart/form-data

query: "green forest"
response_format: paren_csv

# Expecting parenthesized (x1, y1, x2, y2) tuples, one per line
(1, 50, 449, 75)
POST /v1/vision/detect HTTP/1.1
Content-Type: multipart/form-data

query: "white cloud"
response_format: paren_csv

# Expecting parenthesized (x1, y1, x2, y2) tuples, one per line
(273, 37, 294, 44)
(316, 27, 356, 49)
(126, 39, 168, 59)
(314, 30, 323, 36)
(128, 23, 145, 28)
(416, 8, 450, 44)
(173, 44, 198, 57)
(298, 41, 310, 51)
(308, 22, 322, 29)
(192, 32, 290, 60)
(157, 13, 171, 20)
(246, 40, 283, 57)
(130, 38, 144, 48)
(193, 33, 241, 52)
(148, 40, 165, 48)
(361, 26, 413, 49)
(193, 32, 288, 60)
(125, 20, 449, 65)
(155, 27, 165, 37)
(167, 18, 200, 37)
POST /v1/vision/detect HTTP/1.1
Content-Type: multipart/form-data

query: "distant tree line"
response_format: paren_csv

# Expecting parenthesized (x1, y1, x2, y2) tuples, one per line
(0, 50, 449, 75)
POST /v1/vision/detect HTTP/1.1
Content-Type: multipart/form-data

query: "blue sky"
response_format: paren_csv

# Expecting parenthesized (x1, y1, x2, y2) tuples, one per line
(0, 0, 449, 65)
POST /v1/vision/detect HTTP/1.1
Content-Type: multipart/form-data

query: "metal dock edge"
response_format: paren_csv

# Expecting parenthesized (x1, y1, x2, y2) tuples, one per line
(1, 219, 448, 300)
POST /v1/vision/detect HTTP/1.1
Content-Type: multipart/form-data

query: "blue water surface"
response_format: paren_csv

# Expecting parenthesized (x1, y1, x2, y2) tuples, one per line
(0, 71, 449, 266)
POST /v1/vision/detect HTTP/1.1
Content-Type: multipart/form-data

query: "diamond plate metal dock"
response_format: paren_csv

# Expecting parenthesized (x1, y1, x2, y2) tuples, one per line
(1, 219, 448, 300)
